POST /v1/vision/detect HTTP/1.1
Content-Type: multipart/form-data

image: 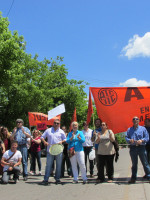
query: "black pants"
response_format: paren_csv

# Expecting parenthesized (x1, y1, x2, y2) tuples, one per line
(98, 154, 114, 181)
(84, 147, 94, 175)
(31, 151, 42, 172)
(61, 153, 72, 177)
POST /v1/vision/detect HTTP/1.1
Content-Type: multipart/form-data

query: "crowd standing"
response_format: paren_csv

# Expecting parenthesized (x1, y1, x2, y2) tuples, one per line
(0, 116, 150, 185)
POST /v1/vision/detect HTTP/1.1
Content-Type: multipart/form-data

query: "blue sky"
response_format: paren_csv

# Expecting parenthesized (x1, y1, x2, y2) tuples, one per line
(1, 0, 150, 94)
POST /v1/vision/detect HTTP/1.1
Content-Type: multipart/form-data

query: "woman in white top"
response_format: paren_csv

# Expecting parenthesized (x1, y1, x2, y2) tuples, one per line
(82, 121, 94, 177)
(96, 122, 115, 183)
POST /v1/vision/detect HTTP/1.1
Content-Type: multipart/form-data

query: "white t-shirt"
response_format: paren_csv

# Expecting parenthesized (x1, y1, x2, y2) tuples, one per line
(2, 150, 22, 171)
(82, 128, 93, 147)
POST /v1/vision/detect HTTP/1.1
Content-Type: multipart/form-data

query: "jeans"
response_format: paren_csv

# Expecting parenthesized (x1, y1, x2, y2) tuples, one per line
(130, 145, 150, 180)
(84, 146, 94, 175)
(44, 152, 63, 181)
(18, 145, 28, 177)
(31, 151, 41, 172)
(2, 166, 20, 183)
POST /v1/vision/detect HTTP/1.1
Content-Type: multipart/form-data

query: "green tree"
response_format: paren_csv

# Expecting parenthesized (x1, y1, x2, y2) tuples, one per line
(0, 13, 88, 130)
(115, 132, 127, 145)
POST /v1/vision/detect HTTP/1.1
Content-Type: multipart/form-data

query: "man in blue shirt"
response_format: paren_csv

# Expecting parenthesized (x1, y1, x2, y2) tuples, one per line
(126, 116, 150, 183)
(10, 119, 31, 181)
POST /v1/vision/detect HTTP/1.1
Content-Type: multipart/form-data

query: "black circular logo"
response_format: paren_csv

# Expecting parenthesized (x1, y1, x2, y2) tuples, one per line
(98, 89, 118, 106)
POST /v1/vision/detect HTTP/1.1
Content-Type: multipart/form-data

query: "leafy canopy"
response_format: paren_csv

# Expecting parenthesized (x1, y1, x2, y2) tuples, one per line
(0, 13, 88, 130)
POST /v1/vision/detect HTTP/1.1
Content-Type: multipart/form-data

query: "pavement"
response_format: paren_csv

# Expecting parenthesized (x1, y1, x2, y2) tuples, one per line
(0, 148, 150, 200)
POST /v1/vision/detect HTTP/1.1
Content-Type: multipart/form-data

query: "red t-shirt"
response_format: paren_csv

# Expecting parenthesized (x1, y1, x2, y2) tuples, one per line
(31, 137, 41, 152)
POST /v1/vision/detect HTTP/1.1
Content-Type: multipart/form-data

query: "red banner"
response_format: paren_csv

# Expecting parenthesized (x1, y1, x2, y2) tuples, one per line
(37, 122, 47, 130)
(28, 112, 61, 126)
(89, 87, 150, 134)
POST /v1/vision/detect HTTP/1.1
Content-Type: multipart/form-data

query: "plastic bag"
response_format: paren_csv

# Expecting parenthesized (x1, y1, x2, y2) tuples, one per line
(89, 148, 95, 160)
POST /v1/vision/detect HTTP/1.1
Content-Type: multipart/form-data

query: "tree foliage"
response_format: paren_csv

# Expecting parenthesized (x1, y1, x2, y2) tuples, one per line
(0, 13, 88, 130)
(115, 132, 127, 144)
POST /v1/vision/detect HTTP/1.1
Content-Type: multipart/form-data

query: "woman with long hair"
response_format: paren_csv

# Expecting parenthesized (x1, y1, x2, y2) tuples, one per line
(67, 121, 87, 184)
(30, 130, 42, 175)
(0, 127, 11, 151)
(96, 122, 116, 183)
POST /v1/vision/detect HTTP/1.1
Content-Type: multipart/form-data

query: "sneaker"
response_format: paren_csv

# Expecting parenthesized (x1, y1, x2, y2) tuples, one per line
(96, 178, 104, 183)
(143, 175, 147, 179)
(128, 179, 136, 184)
(72, 180, 78, 184)
(1, 181, 7, 184)
(55, 180, 62, 185)
(90, 174, 94, 178)
(83, 180, 88, 184)
(40, 180, 48, 186)
(38, 172, 42, 176)
(23, 177, 28, 181)
(29, 171, 35, 175)
(14, 179, 19, 184)
(107, 179, 113, 183)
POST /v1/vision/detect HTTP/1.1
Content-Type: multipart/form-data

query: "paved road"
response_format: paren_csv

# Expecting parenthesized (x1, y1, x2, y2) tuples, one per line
(0, 148, 150, 200)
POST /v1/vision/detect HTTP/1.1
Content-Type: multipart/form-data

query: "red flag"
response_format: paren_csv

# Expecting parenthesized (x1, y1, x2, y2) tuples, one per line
(86, 89, 93, 125)
(28, 112, 61, 126)
(69, 108, 77, 132)
(90, 86, 150, 133)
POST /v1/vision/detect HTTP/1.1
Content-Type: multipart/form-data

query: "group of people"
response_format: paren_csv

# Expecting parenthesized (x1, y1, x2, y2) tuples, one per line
(0, 119, 42, 182)
(0, 116, 150, 185)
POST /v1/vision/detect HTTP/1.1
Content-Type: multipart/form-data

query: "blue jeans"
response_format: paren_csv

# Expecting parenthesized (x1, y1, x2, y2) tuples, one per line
(31, 151, 41, 172)
(18, 145, 28, 177)
(130, 145, 150, 180)
(44, 152, 63, 181)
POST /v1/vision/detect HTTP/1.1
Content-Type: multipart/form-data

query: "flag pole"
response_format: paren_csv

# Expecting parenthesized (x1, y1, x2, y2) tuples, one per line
(93, 113, 95, 131)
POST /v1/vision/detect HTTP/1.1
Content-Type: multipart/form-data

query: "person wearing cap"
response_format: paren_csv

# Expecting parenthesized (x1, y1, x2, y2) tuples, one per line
(126, 116, 150, 184)
(10, 119, 31, 181)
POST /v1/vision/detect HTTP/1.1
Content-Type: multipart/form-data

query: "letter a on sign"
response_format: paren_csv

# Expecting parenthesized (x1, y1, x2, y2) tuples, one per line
(87, 87, 150, 133)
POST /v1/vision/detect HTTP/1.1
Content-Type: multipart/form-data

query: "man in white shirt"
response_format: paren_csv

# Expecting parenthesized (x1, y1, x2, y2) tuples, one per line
(82, 121, 94, 177)
(41, 119, 66, 185)
(1, 140, 22, 184)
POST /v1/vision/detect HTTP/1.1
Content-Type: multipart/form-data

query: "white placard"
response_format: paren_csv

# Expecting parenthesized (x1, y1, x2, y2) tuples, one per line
(48, 104, 65, 120)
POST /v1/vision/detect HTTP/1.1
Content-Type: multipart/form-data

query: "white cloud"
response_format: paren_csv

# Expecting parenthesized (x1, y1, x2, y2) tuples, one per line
(121, 32, 150, 59)
(120, 78, 150, 87)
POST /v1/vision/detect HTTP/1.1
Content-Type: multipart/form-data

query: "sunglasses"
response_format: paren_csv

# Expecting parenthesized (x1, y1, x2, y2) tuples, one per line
(133, 118, 139, 121)
(54, 122, 60, 125)
(16, 121, 22, 124)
